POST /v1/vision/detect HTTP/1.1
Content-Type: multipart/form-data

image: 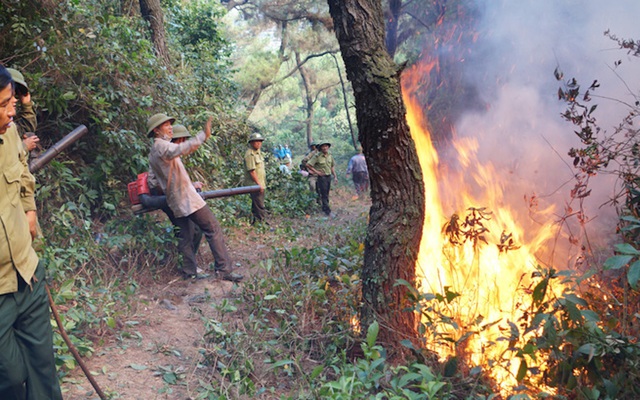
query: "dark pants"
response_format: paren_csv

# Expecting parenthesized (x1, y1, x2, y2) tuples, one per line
(0, 262, 63, 400)
(352, 171, 369, 195)
(316, 175, 332, 215)
(175, 206, 232, 275)
(163, 206, 203, 257)
(150, 188, 203, 258)
(250, 191, 266, 223)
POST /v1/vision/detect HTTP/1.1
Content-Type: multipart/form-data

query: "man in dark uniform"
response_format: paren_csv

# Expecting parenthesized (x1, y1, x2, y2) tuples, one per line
(0, 65, 63, 399)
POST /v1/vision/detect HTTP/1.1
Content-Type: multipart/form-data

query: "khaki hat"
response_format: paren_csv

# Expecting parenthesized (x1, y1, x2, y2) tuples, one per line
(147, 113, 175, 137)
(318, 142, 331, 148)
(7, 68, 28, 91)
(172, 124, 190, 140)
(248, 132, 265, 143)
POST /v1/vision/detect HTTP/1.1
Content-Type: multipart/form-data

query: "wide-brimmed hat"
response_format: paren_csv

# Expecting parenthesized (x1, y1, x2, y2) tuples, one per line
(172, 124, 191, 140)
(7, 68, 28, 91)
(318, 142, 331, 148)
(147, 113, 175, 137)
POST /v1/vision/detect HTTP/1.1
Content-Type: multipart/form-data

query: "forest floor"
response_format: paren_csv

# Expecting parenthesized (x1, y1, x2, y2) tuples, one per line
(59, 186, 370, 400)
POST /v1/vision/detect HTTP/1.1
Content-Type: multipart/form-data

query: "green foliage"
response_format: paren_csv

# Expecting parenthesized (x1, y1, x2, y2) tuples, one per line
(265, 162, 317, 217)
(317, 322, 451, 399)
(502, 268, 640, 399)
(196, 218, 367, 398)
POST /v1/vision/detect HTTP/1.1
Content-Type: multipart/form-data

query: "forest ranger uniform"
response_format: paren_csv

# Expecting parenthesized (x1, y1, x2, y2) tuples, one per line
(0, 124, 63, 399)
(306, 142, 336, 215)
(243, 132, 266, 223)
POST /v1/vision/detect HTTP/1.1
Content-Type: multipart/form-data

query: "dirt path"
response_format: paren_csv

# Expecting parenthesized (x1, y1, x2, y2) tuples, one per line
(60, 187, 369, 400)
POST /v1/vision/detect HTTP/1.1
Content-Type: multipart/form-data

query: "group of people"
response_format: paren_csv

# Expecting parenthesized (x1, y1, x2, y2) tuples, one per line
(0, 58, 370, 396)
(300, 141, 369, 216)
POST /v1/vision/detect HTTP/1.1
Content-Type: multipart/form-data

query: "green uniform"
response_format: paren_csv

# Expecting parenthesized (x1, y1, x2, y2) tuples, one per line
(16, 101, 37, 135)
(306, 152, 335, 176)
(0, 124, 62, 399)
(307, 152, 336, 215)
(244, 147, 266, 187)
(244, 147, 266, 222)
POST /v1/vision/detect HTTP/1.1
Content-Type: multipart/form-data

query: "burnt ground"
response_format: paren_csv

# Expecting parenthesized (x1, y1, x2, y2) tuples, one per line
(60, 186, 370, 400)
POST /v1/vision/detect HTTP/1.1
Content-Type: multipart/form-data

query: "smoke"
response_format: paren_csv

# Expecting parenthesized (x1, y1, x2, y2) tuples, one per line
(451, 1, 640, 264)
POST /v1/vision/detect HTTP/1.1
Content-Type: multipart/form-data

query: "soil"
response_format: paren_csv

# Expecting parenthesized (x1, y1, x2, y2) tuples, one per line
(60, 187, 370, 400)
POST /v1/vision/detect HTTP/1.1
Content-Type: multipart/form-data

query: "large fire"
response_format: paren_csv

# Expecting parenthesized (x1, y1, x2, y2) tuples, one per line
(402, 62, 564, 392)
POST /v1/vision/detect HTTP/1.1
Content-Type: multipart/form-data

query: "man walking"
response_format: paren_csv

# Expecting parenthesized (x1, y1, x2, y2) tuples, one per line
(306, 142, 337, 216)
(243, 132, 267, 224)
(147, 112, 242, 282)
(0, 65, 63, 399)
(346, 145, 369, 199)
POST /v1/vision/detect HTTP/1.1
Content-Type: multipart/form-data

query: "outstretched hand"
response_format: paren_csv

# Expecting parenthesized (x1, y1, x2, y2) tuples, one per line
(204, 116, 213, 141)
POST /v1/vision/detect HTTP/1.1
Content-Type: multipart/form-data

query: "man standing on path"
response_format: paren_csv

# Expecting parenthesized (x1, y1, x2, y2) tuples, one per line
(148, 124, 203, 267)
(346, 145, 369, 200)
(244, 132, 267, 224)
(306, 142, 337, 216)
(0, 65, 63, 399)
(147, 112, 242, 282)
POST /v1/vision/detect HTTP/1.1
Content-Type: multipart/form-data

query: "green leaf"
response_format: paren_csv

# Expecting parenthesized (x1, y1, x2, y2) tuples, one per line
(516, 359, 527, 382)
(310, 365, 323, 379)
(628, 260, 640, 289)
(614, 243, 640, 255)
(270, 359, 293, 369)
(263, 294, 278, 300)
(61, 91, 76, 100)
(400, 339, 415, 350)
(366, 321, 379, 348)
(603, 255, 633, 270)
(581, 310, 600, 323)
(129, 364, 147, 370)
(577, 343, 596, 362)
(564, 293, 587, 306)
(163, 372, 177, 385)
(532, 279, 548, 307)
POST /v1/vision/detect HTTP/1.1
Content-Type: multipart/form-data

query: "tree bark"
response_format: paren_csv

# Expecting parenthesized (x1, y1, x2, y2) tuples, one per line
(327, 0, 425, 352)
(296, 51, 316, 147)
(139, 0, 170, 66)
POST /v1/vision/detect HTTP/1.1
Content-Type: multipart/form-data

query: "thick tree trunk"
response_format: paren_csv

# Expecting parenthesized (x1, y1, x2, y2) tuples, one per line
(139, 0, 170, 66)
(327, 0, 425, 352)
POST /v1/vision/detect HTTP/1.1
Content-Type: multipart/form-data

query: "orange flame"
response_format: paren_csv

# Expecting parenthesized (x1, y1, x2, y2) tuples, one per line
(402, 62, 561, 392)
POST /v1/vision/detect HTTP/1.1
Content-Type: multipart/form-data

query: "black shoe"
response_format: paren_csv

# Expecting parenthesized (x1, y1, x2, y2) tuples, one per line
(219, 272, 243, 282)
